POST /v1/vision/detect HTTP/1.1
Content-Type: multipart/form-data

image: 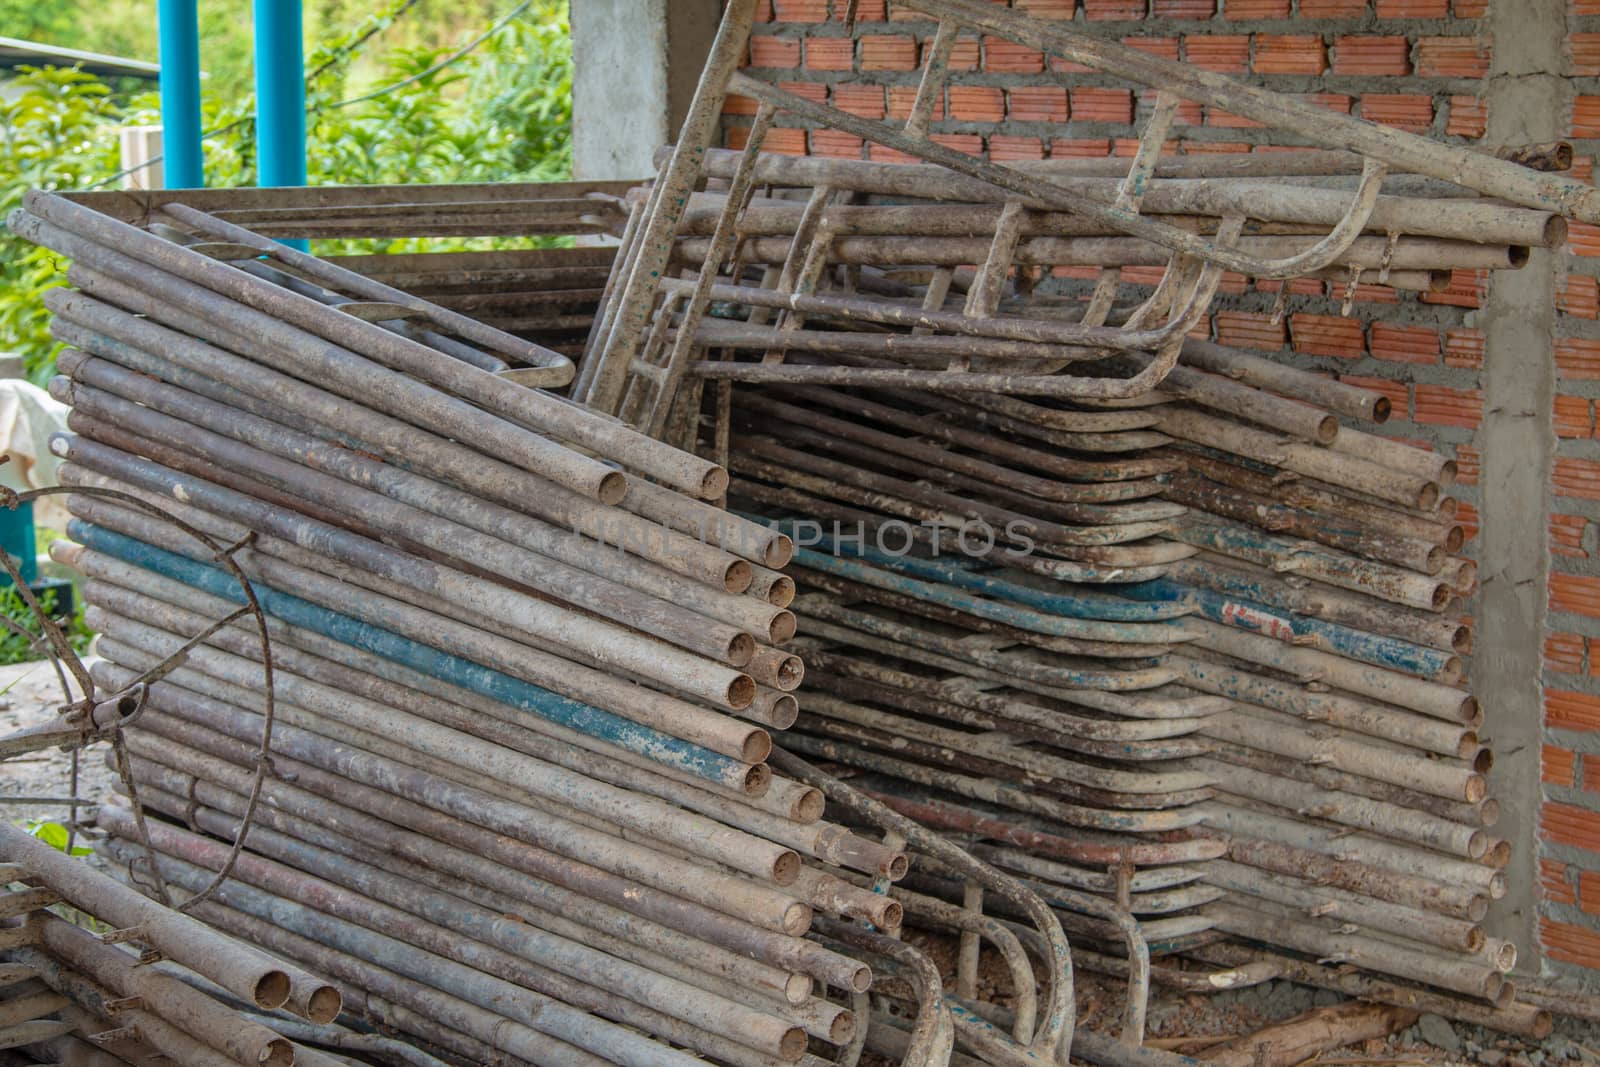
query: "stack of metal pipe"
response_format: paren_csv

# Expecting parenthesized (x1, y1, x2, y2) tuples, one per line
(1, 819, 346, 1066)
(691, 368, 1515, 1024)
(7, 187, 926, 1066)
(552, 0, 1589, 1028)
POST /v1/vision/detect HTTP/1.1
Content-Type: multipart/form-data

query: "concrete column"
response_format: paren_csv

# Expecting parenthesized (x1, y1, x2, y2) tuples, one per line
(571, 0, 722, 180)
(1474, 0, 1569, 970)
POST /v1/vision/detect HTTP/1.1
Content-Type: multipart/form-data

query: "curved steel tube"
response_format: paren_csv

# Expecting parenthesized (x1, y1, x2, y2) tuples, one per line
(772, 749, 1076, 1065)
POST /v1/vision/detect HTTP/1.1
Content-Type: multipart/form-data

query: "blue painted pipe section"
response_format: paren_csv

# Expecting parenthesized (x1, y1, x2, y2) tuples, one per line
(252, 0, 308, 251)
(156, 0, 204, 188)
(760, 518, 1189, 622)
(70, 521, 746, 785)
(792, 545, 1185, 646)
(1124, 578, 1455, 679)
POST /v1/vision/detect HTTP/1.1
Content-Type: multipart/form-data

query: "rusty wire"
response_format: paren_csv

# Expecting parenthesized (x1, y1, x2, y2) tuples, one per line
(0, 479, 276, 917)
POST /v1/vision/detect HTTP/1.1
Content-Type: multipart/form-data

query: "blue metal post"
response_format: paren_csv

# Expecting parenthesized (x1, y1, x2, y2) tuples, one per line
(156, 0, 204, 187)
(253, 0, 308, 249)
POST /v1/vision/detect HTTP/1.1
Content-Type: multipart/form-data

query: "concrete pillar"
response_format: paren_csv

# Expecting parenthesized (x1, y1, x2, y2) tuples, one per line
(571, 0, 722, 180)
(1474, 0, 1569, 971)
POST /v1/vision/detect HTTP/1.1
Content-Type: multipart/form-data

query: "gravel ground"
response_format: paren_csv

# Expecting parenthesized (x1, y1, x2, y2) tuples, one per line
(0, 656, 118, 842)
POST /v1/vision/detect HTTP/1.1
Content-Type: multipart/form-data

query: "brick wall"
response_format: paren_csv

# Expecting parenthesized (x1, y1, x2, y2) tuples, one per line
(728, 0, 1600, 982)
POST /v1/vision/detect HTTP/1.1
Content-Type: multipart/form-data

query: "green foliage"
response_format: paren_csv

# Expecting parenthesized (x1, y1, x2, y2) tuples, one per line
(25, 819, 94, 856)
(0, 586, 91, 665)
(0, 67, 126, 382)
(0, 0, 573, 375)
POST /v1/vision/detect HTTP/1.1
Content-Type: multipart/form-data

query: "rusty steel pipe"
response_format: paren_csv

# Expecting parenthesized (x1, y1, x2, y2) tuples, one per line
(0, 820, 312, 1013)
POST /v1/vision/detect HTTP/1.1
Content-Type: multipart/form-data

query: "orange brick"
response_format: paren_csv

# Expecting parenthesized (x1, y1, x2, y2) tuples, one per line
(1254, 35, 1328, 75)
(1453, 0, 1486, 12)
(1555, 457, 1600, 501)
(1257, 278, 1324, 298)
(1415, 36, 1491, 78)
(1588, 754, 1600, 791)
(1180, 140, 1255, 154)
(1446, 96, 1487, 138)
(1001, 87, 1065, 124)
(1557, 338, 1600, 380)
(1290, 313, 1365, 358)
(1071, 88, 1135, 124)
(1552, 574, 1600, 620)
(1560, 275, 1600, 319)
(1554, 513, 1591, 556)
(1340, 375, 1411, 419)
(1153, 0, 1216, 14)
(1548, 632, 1587, 674)
(940, 34, 982, 72)
(1305, 92, 1354, 114)
(1581, 870, 1600, 915)
(1574, 34, 1600, 77)
(1083, 0, 1147, 17)
(1551, 687, 1600, 730)
(1369, 323, 1439, 364)
(1414, 384, 1482, 428)
(1186, 36, 1252, 74)
(859, 34, 916, 71)
(723, 93, 760, 117)
(1208, 108, 1265, 129)
(1334, 36, 1411, 76)
(1342, 282, 1401, 303)
(1421, 269, 1485, 308)
(1576, 97, 1600, 139)
(866, 143, 919, 164)
(1134, 87, 1201, 126)
(1443, 329, 1485, 369)
(748, 36, 802, 68)
(984, 37, 1045, 74)
(988, 135, 1045, 162)
(1301, 0, 1368, 12)
(1571, 222, 1600, 258)
(806, 36, 854, 70)
(777, 80, 828, 104)
(1545, 801, 1600, 853)
(1453, 445, 1480, 485)
(1051, 137, 1113, 158)
(1547, 745, 1580, 786)
(1557, 396, 1595, 440)
(1544, 859, 1577, 906)
(842, 0, 885, 17)
(948, 86, 1005, 123)
(929, 133, 983, 156)
(1376, 0, 1447, 12)
(832, 84, 886, 119)
(811, 129, 864, 158)
(1361, 94, 1434, 132)
(1453, 499, 1479, 540)
(1015, 0, 1077, 14)
(756, 0, 773, 19)
(1224, 0, 1290, 13)
(1542, 917, 1600, 967)
(773, 0, 830, 19)
(887, 86, 943, 121)
(1215, 311, 1286, 351)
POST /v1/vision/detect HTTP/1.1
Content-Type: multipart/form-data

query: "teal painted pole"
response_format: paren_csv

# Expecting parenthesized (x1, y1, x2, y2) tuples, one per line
(253, 0, 308, 250)
(156, 0, 204, 187)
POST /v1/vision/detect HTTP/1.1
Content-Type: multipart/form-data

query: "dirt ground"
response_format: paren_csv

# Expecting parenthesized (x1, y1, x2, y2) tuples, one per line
(5, 656, 1597, 1066)
(0, 656, 118, 840)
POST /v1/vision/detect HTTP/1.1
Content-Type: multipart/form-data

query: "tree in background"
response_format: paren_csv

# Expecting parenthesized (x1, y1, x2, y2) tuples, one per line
(0, 0, 572, 382)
